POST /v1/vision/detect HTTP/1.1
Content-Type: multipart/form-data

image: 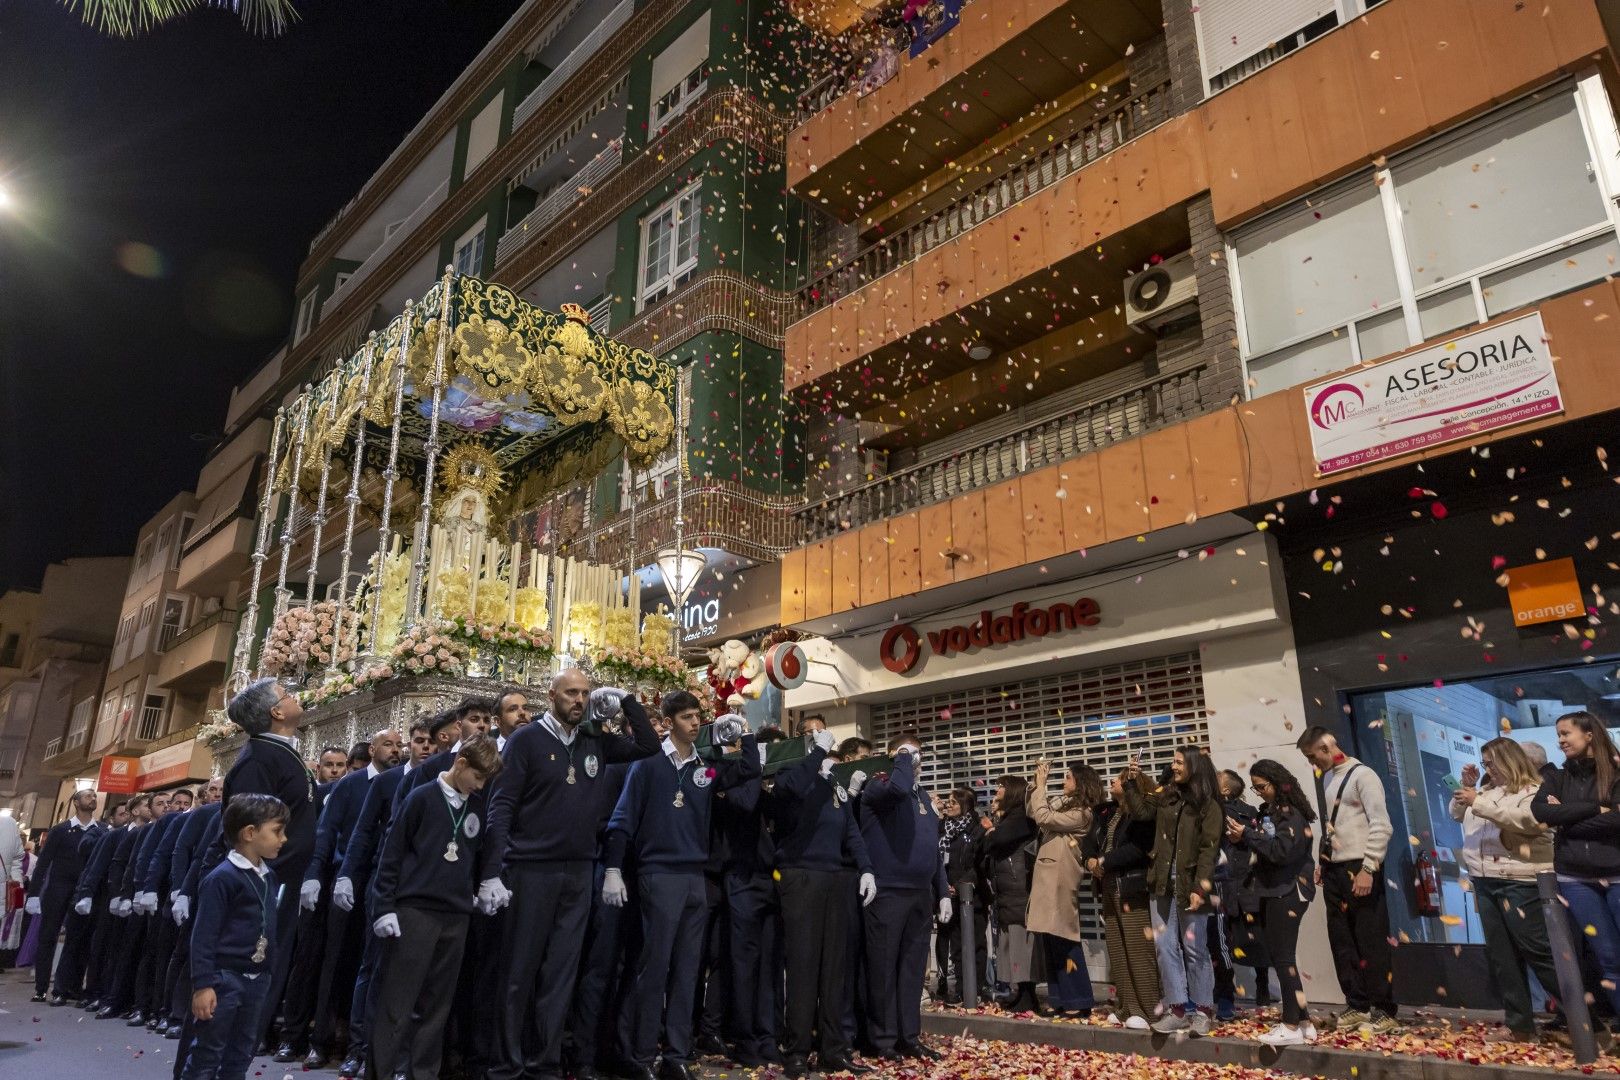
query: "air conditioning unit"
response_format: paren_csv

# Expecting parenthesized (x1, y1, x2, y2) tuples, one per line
(1124, 252, 1199, 332)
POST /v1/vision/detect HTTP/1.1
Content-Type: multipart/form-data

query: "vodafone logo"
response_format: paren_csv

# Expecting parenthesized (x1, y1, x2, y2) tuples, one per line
(1309, 382, 1364, 430)
(879, 597, 1102, 675)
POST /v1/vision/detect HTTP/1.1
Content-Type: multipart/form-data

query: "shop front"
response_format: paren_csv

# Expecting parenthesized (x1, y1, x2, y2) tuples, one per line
(784, 530, 1340, 1000)
(1277, 427, 1620, 1008)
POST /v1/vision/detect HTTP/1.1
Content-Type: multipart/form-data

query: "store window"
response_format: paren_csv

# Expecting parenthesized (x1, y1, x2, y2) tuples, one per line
(1233, 82, 1620, 397)
(639, 182, 702, 310)
(1348, 661, 1620, 948)
(869, 653, 1209, 940)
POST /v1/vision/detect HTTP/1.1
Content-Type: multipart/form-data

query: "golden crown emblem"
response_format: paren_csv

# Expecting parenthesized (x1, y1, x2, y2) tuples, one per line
(559, 302, 590, 325)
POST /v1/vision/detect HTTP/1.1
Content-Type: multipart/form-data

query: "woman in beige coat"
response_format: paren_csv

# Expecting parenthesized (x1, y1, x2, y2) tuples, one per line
(1027, 760, 1103, 1017)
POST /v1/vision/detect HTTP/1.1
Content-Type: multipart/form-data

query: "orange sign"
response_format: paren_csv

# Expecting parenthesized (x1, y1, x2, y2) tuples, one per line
(1504, 557, 1584, 628)
(97, 755, 142, 795)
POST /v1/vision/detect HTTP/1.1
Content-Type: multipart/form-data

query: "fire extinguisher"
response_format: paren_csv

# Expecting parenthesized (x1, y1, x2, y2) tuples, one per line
(1415, 851, 1441, 917)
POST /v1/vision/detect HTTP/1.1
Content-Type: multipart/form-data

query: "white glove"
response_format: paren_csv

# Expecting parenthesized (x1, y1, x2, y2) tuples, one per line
(819, 758, 835, 779)
(473, 893, 496, 916)
(712, 714, 748, 745)
(899, 745, 923, 766)
(107, 896, 121, 915)
(859, 872, 877, 907)
(74, 897, 92, 917)
(848, 770, 869, 797)
(132, 891, 153, 915)
(602, 868, 628, 908)
(372, 913, 401, 938)
(24, 896, 40, 916)
(332, 877, 355, 912)
(589, 687, 627, 725)
(300, 879, 321, 911)
(938, 897, 953, 923)
(811, 728, 836, 754)
(477, 877, 512, 913)
(171, 895, 190, 925)
(114, 898, 132, 918)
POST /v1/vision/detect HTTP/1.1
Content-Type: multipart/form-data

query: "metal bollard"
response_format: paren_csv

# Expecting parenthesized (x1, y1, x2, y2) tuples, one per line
(960, 882, 979, 1008)
(1539, 870, 1599, 1064)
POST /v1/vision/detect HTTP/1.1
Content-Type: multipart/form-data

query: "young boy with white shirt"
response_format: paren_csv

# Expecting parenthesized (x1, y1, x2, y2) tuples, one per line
(184, 793, 289, 1080)
(366, 735, 503, 1080)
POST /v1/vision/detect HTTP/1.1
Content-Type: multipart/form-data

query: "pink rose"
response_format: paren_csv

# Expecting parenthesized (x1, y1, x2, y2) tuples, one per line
(414, 643, 430, 655)
(422, 655, 437, 668)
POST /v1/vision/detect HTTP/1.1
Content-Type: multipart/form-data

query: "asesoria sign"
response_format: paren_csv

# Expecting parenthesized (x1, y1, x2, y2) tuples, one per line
(1303, 312, 1561, 475)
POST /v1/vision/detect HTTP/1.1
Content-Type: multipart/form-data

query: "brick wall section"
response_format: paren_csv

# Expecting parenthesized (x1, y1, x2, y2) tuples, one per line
(1160, 0, 1206, 118)
(1127, 34, 1172, 98)
(1185, 193, 1242, 408)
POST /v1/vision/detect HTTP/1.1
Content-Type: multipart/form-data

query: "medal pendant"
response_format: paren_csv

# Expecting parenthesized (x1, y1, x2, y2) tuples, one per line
(566, 764, 577, 785)
(445, 840, 460, 863)
(673, 790, 685, 808)
(919, 799, 927, 816)
(252, 936, 268, 964)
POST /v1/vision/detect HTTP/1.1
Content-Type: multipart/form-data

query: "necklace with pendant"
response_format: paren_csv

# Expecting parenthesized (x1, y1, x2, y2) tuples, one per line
(443, 787, 469, 862)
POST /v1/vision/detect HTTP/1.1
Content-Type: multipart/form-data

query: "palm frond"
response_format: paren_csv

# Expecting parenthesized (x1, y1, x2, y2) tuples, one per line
(59, 0, 299, 36)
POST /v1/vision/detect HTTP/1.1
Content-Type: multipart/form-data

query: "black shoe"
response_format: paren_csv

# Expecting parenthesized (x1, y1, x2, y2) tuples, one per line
(165, 1021, 182, 1040)
(622, 1066, 658, 1080)
(819, 1056, 871, 1075)
(571, 1068, 599, 1080)
(95, 1005, 118, 1019)
(658, 1062, 698, 1080)
(784, 1057, 809, 1079)
(898, 1041, 942, 1061)
(147, 1016, 164, 1031)
(338, 1056, 363, 1079)
(80, 998, 100, 1011)
(694, 1034, 729, 1058)
(125, 1010, 147, 1027)
(29, 992, 47, 1004)
(729, 1049, 764, 1068)
(49, 994, 70, 1007)
(273, 1042, 301, 1063)
(304, 1048, 329, 1069)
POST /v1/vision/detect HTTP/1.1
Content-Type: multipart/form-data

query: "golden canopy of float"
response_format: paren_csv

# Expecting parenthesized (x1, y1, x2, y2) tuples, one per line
(222, 269, 695, 717)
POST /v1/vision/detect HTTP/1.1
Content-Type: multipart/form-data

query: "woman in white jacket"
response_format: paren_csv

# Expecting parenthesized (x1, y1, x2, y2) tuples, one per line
(1450, 737, 1559, 1043)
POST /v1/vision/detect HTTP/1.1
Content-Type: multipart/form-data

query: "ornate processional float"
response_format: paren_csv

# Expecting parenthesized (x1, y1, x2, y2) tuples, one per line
(205, 268, 714, 770)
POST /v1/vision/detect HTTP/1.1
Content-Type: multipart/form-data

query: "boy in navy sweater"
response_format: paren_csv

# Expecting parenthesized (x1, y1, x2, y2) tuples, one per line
(367, 735, 503, 1080)
(602, 696, 759, 1080)
(184, 793, 288, 1080)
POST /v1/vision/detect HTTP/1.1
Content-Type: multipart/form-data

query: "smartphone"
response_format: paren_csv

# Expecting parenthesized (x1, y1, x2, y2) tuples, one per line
(1441, 774, 1462, 792)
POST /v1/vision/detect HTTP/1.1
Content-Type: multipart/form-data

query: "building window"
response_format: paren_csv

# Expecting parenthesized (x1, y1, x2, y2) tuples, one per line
(94, 696, 119, 751)
(653, 59, 709, 131)
(334, 271, 353, 292)
(66, 696, 94, 750)
(176, 513, 196, 566)
(294, 289, 320, 343)
(1197, 1, 1385, 95)
(138, 693, 168, 741)
(639, 182, 702, 310)
(1232, 83, 1620, 397)
(159, 596, 187, 652)
(155, 518, 177, 567)
(0, 632, 19, 668)
(454, 221, 487, 277)
(135, 535, 154, 575)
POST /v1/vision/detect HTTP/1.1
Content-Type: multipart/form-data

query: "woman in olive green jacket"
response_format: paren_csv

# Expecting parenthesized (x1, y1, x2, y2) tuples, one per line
(1119, 745, 1223, 1035)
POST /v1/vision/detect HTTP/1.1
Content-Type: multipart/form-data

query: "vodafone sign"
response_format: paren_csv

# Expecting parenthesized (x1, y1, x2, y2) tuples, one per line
(879, 597, 1101, 675)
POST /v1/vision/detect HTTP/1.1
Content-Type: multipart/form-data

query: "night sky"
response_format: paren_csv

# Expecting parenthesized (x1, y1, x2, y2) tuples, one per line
(0, 0, 525, 592)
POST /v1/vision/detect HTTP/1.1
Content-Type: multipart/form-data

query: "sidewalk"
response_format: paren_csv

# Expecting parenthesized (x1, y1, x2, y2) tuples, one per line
(923, 1003, 1612, 1080)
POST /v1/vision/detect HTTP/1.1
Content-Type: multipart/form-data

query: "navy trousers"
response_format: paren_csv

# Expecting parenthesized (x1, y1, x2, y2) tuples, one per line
(863, 888, 933, 1053)
(724, 870, 781, 1061)
(181, 969, 273, 1080)
(490, 861, 592, 1080)
(627, 871, 710, 1067)
(568, 863, 635, 1071)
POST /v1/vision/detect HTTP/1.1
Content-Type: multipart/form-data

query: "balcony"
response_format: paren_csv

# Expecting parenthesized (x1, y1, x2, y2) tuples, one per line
(156, 608, 238, 693)
(497, 88, 791, 288)
(548, 479, 803, 568)
(799, 76, 1172, 319)
(323, 179, 449, 320)
(496, 137, 623, 266)
(177, 516, 256, 597)
(787, 0, 1163, 217)
(614, 269, 798, 357)
(799, 365, 1207, 543)
(512, 0, 635, 131)
(39, 728, 91, 778)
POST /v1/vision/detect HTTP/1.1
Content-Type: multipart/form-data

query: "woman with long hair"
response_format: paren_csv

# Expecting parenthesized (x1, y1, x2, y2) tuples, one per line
(935, 786, 987, 1002)
(979, 774, 1044, 1014)
(1120, 745, 1223, 1035)
(1534, 711, 1620, 1020)
(1228, 759, 1317, 1045)
(1453, 737, 1558, 1043)
(1085, 770, 1160, 1029)
(1027, 761, 1103, 1017)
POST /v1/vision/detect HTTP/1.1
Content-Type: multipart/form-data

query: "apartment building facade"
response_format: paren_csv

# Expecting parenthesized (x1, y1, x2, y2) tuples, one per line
(775, 0, 1620, 1004)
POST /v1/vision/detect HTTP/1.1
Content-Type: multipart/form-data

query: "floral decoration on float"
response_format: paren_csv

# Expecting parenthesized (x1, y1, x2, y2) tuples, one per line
(261, 601, 361, 676)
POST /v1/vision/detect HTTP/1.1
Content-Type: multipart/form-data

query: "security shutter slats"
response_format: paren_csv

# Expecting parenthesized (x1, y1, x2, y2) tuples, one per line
(869, 653, 1208, 941)
(1197, 0, 1337, 86)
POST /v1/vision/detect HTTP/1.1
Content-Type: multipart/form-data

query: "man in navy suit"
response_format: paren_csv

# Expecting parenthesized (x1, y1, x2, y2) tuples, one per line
(25, 789, 103, 1004)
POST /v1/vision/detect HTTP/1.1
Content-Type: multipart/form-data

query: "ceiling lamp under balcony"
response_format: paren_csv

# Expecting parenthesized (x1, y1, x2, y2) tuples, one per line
(655, 546, 708, 610)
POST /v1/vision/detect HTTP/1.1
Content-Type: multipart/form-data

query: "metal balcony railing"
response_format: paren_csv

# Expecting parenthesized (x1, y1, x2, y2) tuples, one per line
(796, 365, 1208, 542)
(161, 608, 238, 654)
(586, 295, 611, 333)
(496, 137, 624, 265)
(44, 736, 62, 758)
(138, 706, 166, 742)
(798, 78, 1174, 316)
(549, 479, 804, 567)
(614, 269, 798, 355)
(512, 0, 635, 130)
(322, 179, 450, 319)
